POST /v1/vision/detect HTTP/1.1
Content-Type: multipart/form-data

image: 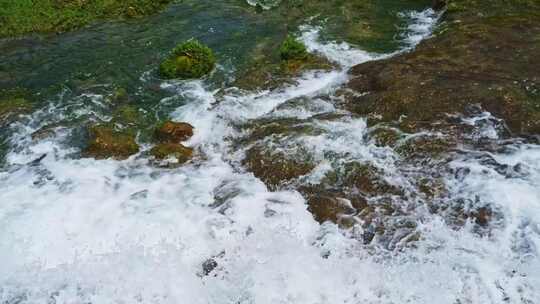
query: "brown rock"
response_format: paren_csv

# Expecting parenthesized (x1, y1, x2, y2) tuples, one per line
(84, 125, 139, 160)
(345, 14, 540, 135)
(243, 146, 315, 190)
(155, 121, 194, 143)
(150, 142, 193, 164)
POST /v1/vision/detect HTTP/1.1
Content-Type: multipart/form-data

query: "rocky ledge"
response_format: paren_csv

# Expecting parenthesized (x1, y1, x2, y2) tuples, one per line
(345, 0, 540, 136)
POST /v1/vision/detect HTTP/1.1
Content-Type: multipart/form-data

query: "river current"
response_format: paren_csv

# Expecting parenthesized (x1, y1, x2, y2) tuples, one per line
(1, 2, 539, 304)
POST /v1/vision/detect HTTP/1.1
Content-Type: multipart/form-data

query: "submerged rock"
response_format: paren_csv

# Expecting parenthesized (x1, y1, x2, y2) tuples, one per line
(84, 125, 139, 160)
(154, 121, 194, 143)
(159, 40, 216, 79)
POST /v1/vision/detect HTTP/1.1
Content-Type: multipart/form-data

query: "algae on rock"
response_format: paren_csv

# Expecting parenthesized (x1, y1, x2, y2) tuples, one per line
(150, 142, 193, 163)
(84, 125, 139, 160)
(345, 0, 540, 135)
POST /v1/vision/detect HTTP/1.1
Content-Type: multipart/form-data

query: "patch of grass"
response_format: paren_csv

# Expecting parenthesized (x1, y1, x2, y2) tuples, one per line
(0, 0, 175, 37)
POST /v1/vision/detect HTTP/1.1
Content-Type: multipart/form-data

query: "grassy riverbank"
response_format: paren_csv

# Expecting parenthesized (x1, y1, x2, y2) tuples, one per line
(0, 0, 175, 38)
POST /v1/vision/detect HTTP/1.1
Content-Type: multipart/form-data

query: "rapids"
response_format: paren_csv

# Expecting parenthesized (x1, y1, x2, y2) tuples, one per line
(0, 4, 539, 304)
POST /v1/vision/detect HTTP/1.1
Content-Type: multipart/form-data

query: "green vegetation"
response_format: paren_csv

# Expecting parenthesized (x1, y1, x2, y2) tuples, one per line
(279, 35, 308, 61)
(159, 40, 216, 79)
(0, 0, 174, 37)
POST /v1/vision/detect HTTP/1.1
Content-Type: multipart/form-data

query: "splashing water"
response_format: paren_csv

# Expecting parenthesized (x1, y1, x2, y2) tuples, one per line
(1, 9, 540, 304)
(246, 0, 282, 10)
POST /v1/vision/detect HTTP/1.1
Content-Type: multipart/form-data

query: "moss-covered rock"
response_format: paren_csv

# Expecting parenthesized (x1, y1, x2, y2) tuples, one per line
(0, 89, 33, 126)
(367, 127, 402, 148)
(154, 121, 194, 143)
(150, 142, 193, 163)
(396, 135, 455, 160)
(243, 146, 315, 190)
(159, 40, 216, 79)
(84, 125, 139, 160)
(279, 35, 308, 61)
(111, 105, 150, 129)
(322, 162, 403, 198)
(233, 38, 333, 90)
(345, 1, 540, 135)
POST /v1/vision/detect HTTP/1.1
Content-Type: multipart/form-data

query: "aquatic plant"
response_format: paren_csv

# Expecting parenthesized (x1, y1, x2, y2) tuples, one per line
(159, 40, 216, 79)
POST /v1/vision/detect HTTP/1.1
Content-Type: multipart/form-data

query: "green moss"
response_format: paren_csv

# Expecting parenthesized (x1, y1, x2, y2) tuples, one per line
(159, 40, 216, 79)
(0, 0, 175, 38)
(279, 35, 308, 61)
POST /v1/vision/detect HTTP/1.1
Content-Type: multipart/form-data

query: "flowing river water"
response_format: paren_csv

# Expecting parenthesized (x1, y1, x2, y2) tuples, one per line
(1, 1, 539, 303)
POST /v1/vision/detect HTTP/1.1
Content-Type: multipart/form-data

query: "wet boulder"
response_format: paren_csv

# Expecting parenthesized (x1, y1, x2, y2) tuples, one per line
(243, 146, 315, 190)
(159, 40, 216, 79)
(154, 121, 194, 143)
(305, 194, 356, 226)
(150, 142, 193, 164)
(299, 186, 368, 227)
(321, 162, 403, 198)
(84, 125, 139, 160)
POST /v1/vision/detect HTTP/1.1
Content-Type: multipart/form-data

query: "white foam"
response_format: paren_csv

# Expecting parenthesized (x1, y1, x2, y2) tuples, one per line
(399, 9, 440, 48)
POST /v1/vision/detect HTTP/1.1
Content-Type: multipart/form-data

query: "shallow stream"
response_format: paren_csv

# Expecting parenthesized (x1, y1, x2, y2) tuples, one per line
(1, 1, 539, 303)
